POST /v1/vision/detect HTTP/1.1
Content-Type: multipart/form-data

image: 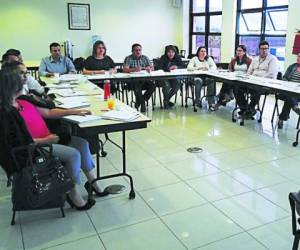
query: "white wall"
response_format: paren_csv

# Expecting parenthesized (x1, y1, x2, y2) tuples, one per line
(285, 0, 300, 68)
(220, 0, 236, 63)
(0, 0, 182, 63)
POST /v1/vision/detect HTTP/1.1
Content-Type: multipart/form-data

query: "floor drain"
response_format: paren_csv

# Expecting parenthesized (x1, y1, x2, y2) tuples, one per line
(187, 147, 203, 153)
(106, 185, 126, 194)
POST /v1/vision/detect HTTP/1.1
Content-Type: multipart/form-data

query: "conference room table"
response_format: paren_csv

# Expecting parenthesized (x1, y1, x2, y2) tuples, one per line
(84, 69, 300, 146)
(41, 76, 151, 199)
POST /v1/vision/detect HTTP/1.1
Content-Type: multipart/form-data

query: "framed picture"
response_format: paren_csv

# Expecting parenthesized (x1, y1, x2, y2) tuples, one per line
(68, 3, 90, 30)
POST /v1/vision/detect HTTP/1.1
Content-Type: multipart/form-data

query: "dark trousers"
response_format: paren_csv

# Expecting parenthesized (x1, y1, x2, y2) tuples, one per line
(130, 80, 156, 107)
(235, 87, 261, 111)
(162, 79, 181, 104)
(218, 83, 233, 103)
(278, 94, 298, 121)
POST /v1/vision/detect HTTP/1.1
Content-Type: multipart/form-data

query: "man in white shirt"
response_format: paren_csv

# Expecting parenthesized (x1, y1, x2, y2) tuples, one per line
(236, 41, 278, 116)
(1, 49, 44, 95)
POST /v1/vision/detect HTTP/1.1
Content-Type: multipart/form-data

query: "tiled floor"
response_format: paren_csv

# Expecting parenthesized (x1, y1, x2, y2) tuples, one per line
(1, 96, 299, 250)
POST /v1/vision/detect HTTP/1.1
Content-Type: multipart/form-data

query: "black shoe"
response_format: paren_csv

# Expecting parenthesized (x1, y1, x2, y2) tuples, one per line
(278, 119, 283, 129)
(168, 101, 175, 107)
(134, 102, 140, 110)
(66, 194, 96, 211)
(140, 102, 146, 113)
(84, 181, 109, 197)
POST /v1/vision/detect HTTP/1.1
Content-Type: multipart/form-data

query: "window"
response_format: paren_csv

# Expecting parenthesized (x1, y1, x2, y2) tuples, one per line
(236, 0, 288, 70)
(190, 0, 222, 62)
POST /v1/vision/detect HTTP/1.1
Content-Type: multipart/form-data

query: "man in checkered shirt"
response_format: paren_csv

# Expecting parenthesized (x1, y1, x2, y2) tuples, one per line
(123, 43, 155, 112)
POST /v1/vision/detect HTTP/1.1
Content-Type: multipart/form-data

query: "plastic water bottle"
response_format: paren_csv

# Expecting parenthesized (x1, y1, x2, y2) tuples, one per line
(103, 80, 111, 100)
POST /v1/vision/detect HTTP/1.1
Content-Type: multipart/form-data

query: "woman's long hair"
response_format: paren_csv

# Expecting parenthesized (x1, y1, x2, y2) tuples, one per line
(0, 68, 23, 111)
(196, 46, 209, 61)
(235, 45, 248, 65)
(92, 40, 106, 57)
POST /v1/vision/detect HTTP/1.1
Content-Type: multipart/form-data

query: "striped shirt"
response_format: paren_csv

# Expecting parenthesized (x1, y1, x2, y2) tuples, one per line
(123, 54, 151, 68)
(289, 70, 300, 83)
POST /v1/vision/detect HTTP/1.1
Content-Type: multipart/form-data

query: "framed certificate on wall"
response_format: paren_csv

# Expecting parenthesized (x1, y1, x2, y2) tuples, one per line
(68, 3, 90, 30)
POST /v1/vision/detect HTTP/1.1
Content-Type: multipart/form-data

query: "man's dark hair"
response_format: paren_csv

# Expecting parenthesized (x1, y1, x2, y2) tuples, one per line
(49, 42, 61, 51)
(131, 43, 142, 51)
(0, 68, 23, 111)
(259, 41, 269, 48)
(5, 49, 21, 57)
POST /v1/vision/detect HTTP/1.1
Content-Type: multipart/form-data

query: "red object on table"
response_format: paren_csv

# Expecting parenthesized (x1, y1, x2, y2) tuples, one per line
(103, 80, 111, 100)
(292, 34, 300, 55)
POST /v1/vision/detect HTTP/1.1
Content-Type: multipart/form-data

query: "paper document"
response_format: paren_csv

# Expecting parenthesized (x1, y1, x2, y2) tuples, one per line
(63, 115, 101, 124)
(101, 110, 140, 122)
(59, 74, 82, 82)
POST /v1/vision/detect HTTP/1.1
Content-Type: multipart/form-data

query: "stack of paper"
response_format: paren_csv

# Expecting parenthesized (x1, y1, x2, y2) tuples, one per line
(101, 110, 140, 122)
(59, 74, 82, 82)
(63, 115, 101, 124)
(56, 89, 86, 97)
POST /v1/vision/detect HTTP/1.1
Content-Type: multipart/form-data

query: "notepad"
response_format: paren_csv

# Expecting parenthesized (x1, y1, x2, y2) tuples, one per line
(101, 110, 140, 121)
(63, 115, 101, 124)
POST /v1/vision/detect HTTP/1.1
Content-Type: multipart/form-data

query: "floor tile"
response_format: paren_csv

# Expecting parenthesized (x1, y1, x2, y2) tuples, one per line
(87, 195, 156, 233)
(162, 204, 243, 249)
(213, 192, 288, 230)
(100, 218, 186, 250)
(140, 182, 206, 216)
(164, 157, 219, 180)
(187, 172, 251, 202)
(262, 157, 300, 180)
(0, 222, 23, 250)
(128, 166, 180, 191)
(148, 145, 195, 164)
(43, 235, 105, 250)
(227, 164, 288, 190)
(256, 181, 299, 211)
(248, 217, 293, 250)
(21, 209, 96, 250)
(238, 146, 288, 163)
(196, 232, 267, 250)
(200, 151, 256, 171)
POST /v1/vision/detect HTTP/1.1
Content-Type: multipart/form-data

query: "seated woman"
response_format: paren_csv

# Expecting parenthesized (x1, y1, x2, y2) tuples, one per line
(83, 40, 116, 75)
(278, 52, 300, 129)
(158, 45, 184, 108)
(215, 45, 252, 110)
(0, 68, 108, 211)
(187, 46, 217, 110)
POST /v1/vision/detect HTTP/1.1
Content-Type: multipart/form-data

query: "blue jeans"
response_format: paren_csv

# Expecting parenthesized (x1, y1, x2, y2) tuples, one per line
(52, 136, 94, 185)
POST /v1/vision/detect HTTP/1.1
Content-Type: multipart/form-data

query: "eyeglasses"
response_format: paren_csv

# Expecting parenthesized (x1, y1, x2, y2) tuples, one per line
(259, 47, 269, 50)
(19, 71, 29, 76)
(236, 49, 244, 52)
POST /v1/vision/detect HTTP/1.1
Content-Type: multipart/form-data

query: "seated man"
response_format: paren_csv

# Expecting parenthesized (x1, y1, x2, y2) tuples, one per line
(236, 41, 278, 117)
(278, 52, 300, 128)
(158, 45, 184, 108)
(123, 43, 156, 112)
(1, 49, 44, 96)
(39, 42, 76, 77)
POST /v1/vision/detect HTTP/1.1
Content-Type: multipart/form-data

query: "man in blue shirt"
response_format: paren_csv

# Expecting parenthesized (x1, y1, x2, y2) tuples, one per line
(39, 42, 76, 77)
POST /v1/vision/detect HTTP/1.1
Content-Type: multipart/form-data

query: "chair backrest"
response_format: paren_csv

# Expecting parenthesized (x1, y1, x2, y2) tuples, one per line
(152, 58, 160, 70)
(73, 57, 85, 73)
(27, 66, 39, 80)
(277, 72, 282, 80)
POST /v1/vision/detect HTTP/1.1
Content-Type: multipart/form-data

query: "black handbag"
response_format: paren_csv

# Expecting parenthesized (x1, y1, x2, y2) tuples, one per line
(11, 143, 74, 210)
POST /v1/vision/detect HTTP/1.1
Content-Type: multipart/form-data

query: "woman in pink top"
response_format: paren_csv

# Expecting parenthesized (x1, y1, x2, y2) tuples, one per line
(1, 67, 109, 211)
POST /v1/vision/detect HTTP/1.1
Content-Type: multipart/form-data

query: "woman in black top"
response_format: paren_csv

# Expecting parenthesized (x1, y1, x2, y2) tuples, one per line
(158, 45, 184, 108)
(83, 40, 116, 75)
